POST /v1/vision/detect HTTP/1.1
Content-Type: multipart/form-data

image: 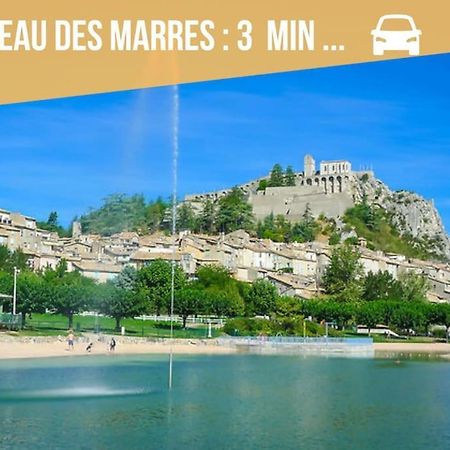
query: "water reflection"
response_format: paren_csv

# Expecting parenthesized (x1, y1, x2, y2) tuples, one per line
(0, 355, 449, 449)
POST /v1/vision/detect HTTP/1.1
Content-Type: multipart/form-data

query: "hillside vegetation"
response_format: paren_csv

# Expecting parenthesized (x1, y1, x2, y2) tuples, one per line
(38, 186, 445, 263)
(341, 201, 436, 260)
(79, 194, 169, 236)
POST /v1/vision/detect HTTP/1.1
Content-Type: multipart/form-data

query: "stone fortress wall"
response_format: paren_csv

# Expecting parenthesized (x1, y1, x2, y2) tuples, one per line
(185, 154, 373, 221)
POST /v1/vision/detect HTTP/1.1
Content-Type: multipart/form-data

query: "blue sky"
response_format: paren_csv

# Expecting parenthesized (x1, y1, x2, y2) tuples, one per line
(0, 54, 449, 229)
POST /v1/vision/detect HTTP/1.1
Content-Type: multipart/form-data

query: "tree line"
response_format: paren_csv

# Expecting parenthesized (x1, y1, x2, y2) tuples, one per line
(225, 298, 450, 340)
(41, 163, 302, 238)
(220, 244, 450, 339)
(75, 187, 321, 242)
(257, 163, 297, 190)
(1, 243, 449, 339)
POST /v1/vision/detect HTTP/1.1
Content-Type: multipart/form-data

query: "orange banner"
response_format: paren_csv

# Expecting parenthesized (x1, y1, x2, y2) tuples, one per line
(0, 0, 448, 104)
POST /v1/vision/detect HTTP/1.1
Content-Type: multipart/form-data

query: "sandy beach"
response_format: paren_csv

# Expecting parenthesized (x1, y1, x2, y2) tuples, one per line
(374, 342, 450, 356)
(1, 336, 450, 360)
(0, 336, 236, 360)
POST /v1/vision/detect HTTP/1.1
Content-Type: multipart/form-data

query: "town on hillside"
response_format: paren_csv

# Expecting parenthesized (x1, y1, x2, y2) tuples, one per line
(1, 204, 450, 303)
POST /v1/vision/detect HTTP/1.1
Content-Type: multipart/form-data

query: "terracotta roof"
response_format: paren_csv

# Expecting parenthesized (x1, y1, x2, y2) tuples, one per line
(139, 234, 175, 246)
(130, 251, 182, 261)
(105, 247, 131, 256)
(72, 261, 122, 274)
(111, 231, 139, 240)
(65, 241, 91, 248)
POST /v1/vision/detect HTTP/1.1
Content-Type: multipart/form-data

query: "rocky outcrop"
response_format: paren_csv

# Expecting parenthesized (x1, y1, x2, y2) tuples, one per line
(351, 173, 450, 260)
(185, 165, 450, 261)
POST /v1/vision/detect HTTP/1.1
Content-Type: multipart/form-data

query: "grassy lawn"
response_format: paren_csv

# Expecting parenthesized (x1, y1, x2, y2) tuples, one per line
(20, 313, 221, 339)
(370, 335, 444, 344)
(340, 330, 446, 343)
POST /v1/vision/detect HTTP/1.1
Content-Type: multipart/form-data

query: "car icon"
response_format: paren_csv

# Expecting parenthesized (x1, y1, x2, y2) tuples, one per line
(371, 14, 421, 56)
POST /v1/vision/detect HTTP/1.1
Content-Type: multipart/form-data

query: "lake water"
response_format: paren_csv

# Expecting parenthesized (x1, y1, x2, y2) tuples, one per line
(0, 354, 449, 449)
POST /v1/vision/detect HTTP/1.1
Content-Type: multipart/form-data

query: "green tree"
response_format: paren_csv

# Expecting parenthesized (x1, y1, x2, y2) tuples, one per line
(245, 279, 278, 316)
(289, 205, 319, 243)
(175, 286, 205, 328)
(97, 282, 147, 330)
(274, 215, 291, 241)
(363, 271, 401, 301)
(319, 301, 354, 330)
(268, 163, 284, 187)
(275, 296, 302, 317)
(137, 260, 187, 316)
(47, 211, 58, 228)
(257, 213, 275, 239)
(421, 303, 439, 336)
(0, 245, 10, 271)
(37, 211, 70, 237)
(328, 232, 341, 246)
(398, 272, 429, 302)
(257, 179, 268, 191)
(434, 303, 450, 343)
(50, 273, 96, 329)
(14, 271, 48, 326)
(205, 288, 244, 317)
(356, 302, 382, 335)
(392, 303, 424, 337)
(177, 203, 196, 231)
(0, 272, 12, 311)
(284, 165, 296, 186)
(115, 265, 138, 291)
(8, 249, 30, 272)
(196, 265, 234, 289)
(323, 245, 364, 302)
(80, 193, 148, 235)
(291, 220, 317, 243)
(215, 187, 254, 233)
(345, 198, 380, 232)
(43, 262, 96, 328)
(196, 265, 245, 317)
(0, 247, 29, 273)
(42, 259, 68, 285)
(146, 197, 169, 232)
(257, 214, 294, 242)
(376, 300, 399, 327)
(198, 198, 215, 234)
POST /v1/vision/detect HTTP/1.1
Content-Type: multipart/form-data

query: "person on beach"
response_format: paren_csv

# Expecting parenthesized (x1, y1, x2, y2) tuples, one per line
(86, 342, 93, 353)
(109, 337, 116, 352)
(67, 331, 74, 351)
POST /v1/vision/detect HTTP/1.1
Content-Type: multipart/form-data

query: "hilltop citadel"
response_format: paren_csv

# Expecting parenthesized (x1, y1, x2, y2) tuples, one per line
(186, 154, 373, 221)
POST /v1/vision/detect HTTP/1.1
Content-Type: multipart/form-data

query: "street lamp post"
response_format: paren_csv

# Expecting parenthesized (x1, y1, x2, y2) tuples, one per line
(304, 316, 312, 339)
(13, 267, 20, 316)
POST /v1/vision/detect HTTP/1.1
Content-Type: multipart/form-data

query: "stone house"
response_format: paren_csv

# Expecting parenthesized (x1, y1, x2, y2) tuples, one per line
(72, 260, 122, 282)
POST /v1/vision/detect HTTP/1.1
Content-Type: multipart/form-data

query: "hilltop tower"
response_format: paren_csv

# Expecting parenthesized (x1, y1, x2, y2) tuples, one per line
(72, 221, 82, 238)
(304, 154, 316, 177)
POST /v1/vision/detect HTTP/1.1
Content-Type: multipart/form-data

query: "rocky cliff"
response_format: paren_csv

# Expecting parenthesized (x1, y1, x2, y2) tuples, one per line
(185, 164, 450, 261)
(350, 173, 450, 261)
